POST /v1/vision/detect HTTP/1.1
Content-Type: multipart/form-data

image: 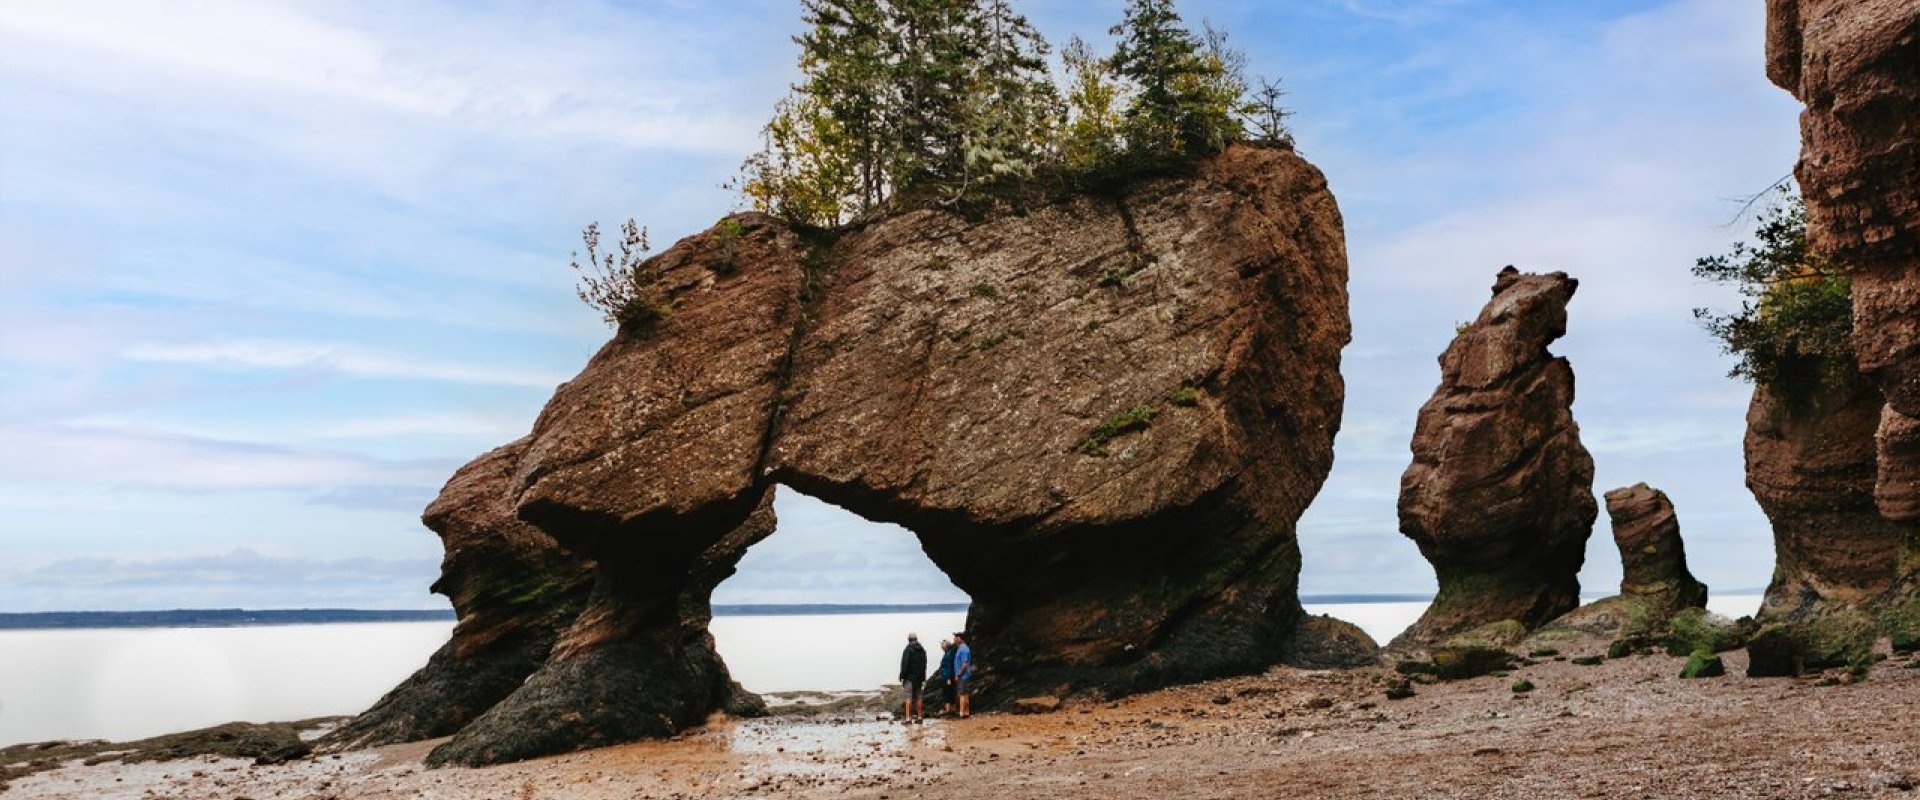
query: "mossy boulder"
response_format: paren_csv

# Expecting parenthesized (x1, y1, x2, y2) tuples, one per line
(1746, 614, 1877, 677)
(1679, 649, 1725, 678)
(1430, 642, 1518, 680)
(1663, 607, 1748, 656)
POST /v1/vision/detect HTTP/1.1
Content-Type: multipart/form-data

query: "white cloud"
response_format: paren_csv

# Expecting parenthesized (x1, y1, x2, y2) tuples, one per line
(0, 0, 762, 155)
(121, 340, 567, 388)
(0, 424, 449, 491)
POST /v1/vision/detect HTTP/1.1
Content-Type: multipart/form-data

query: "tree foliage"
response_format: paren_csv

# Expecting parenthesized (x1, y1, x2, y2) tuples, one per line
(735, 0, 1290, 225)
(1692, 185, 1855, 388)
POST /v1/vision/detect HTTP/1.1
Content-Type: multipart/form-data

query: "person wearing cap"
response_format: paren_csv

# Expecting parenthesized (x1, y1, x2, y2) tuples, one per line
(952, 631, 973, 719)
(899, 632, 928, 724)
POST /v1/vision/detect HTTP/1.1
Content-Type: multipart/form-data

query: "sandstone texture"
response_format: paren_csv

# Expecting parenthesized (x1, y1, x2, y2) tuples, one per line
(1879, 404, 1920, 522)
(1523, 483, 1710, 651)
(1393, 268, 1597, 648)
(352, 144, 1358, 766)
(318, 442, 594, 752)
(1604, 484, 1707, 613)
(1767, 0, 1920, 415)
(1761, 0, 1920, 676)
(1746, 372, 1914, 674)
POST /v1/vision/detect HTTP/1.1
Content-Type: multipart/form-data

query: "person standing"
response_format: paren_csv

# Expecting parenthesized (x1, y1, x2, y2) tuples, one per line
(935, 639, 958, 716)
(899, 633, 928, 724)
(952, 631, 973, 719)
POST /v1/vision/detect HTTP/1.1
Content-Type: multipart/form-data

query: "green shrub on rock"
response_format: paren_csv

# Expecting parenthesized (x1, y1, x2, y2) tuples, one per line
(1510, 678, 1534, 693)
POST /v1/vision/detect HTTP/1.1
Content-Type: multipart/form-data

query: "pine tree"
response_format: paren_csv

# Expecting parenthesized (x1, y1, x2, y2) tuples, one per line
(1059, 35, 1123, 172)
(798, 0, 893, 213)
(1109, 0, 1243, 161)
(886, 0, 975, 194)
(957, 0, 1058, 190)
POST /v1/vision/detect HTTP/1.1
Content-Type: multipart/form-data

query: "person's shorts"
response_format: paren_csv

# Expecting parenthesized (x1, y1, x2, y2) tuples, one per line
(954, 676, 969, 695)
(904, 678, 924, 697)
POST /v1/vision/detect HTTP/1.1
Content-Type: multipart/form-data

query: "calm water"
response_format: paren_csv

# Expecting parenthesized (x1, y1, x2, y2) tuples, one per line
(0, 596, 1763, 748)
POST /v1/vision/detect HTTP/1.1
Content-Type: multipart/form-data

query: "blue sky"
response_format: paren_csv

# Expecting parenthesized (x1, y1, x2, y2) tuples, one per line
(0, 0, 1798, 611)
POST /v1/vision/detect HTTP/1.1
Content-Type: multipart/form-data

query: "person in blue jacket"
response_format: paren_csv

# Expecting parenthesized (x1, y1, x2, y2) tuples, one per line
(933, 639, 957, 715)
(952, 631, 974, 719)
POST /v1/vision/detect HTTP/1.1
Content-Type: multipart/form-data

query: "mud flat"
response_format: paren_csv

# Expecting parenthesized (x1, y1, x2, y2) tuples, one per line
(8, 647, 1917, 800)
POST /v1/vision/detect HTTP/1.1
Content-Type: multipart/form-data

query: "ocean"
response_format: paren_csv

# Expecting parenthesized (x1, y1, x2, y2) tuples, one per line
(0, 595, 1762, 748)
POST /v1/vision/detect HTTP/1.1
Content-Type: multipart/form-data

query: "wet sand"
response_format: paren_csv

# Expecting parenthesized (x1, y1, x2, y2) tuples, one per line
(8, 649, 1918, 800)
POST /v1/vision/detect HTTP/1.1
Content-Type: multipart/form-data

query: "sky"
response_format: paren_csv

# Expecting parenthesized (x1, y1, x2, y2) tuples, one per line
(0, 0, 1801, 611)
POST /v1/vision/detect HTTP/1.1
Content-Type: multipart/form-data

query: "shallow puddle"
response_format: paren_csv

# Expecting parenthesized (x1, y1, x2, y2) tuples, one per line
(726, 716, 948, 779)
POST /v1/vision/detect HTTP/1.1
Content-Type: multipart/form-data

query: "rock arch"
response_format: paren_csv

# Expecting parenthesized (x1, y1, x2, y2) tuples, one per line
(337, 145, 1363, 766)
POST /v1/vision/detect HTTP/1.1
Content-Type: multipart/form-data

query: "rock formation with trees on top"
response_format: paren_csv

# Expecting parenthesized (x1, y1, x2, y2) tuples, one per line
(337, 142, 1356, 767)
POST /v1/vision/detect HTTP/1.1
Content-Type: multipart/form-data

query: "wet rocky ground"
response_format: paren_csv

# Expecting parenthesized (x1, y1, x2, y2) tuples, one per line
(8, 648, 1918, 799)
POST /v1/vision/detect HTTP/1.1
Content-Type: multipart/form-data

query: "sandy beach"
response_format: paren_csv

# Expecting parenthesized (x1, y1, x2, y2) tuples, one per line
(8, 647, 1916, 800)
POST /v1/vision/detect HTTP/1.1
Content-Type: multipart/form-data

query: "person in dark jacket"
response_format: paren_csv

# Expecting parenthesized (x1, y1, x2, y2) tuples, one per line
(934, 639, 958, 716)
(899, 633, 928, 724)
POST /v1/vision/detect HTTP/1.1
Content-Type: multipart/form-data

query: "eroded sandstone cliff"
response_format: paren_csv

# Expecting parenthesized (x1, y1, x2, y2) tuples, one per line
(318, 441, 595, 752)
(1758, 0, 1920, 668)
(1392, 268, 1596, 648)
(353, 144, 1357, 766)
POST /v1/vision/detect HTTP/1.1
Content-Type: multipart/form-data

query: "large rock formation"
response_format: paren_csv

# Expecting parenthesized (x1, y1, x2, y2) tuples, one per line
(1746, 370, 1914, 673)
(1766, 0, 1920, 415)
(363, 144, 1356, 766)
(1605, 484, 1708, 614)
(1522, 484, 1711, 652)
(1393, 268, 1597, 648)
(318, 441, 595, 752)
(1759, 0, 1920, 670)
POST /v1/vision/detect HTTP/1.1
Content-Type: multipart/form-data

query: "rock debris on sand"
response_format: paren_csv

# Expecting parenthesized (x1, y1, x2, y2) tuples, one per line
(9, 653, 1918, 800)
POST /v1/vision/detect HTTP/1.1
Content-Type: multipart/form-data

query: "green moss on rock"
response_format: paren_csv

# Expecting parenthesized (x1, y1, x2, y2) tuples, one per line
(1663, 607, 1747, 656)
(1679, 649, 1725, 678)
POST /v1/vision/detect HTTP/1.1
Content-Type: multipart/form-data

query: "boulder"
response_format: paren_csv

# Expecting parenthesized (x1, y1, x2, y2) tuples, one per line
(1679, 650, 1726, 679)
(372, 144, 1354, 766)
(1393, 268, 1597, 648)
(1012, 696, 1063, 714)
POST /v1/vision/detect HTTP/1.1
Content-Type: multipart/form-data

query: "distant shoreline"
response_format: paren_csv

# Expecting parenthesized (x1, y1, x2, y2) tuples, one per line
(0, 592, 1767, 630)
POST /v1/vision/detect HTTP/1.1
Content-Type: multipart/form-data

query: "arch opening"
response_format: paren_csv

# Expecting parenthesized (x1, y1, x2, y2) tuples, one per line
(709, 484, 970, 695)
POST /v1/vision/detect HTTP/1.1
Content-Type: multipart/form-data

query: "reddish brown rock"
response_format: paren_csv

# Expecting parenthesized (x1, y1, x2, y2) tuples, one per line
(1605, 483, 1707, 614)
(1879, 405, 1920, 522)
(1760, 0, 1920, 676)
(392, 144, 1359, 767)
(1745, 371, 1911, 674)
(1393, 268, 1597, 648)
(1523, 484, 1711, 652)
(1767, 0, 1920, 415)
(319, 441, 594, 752)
